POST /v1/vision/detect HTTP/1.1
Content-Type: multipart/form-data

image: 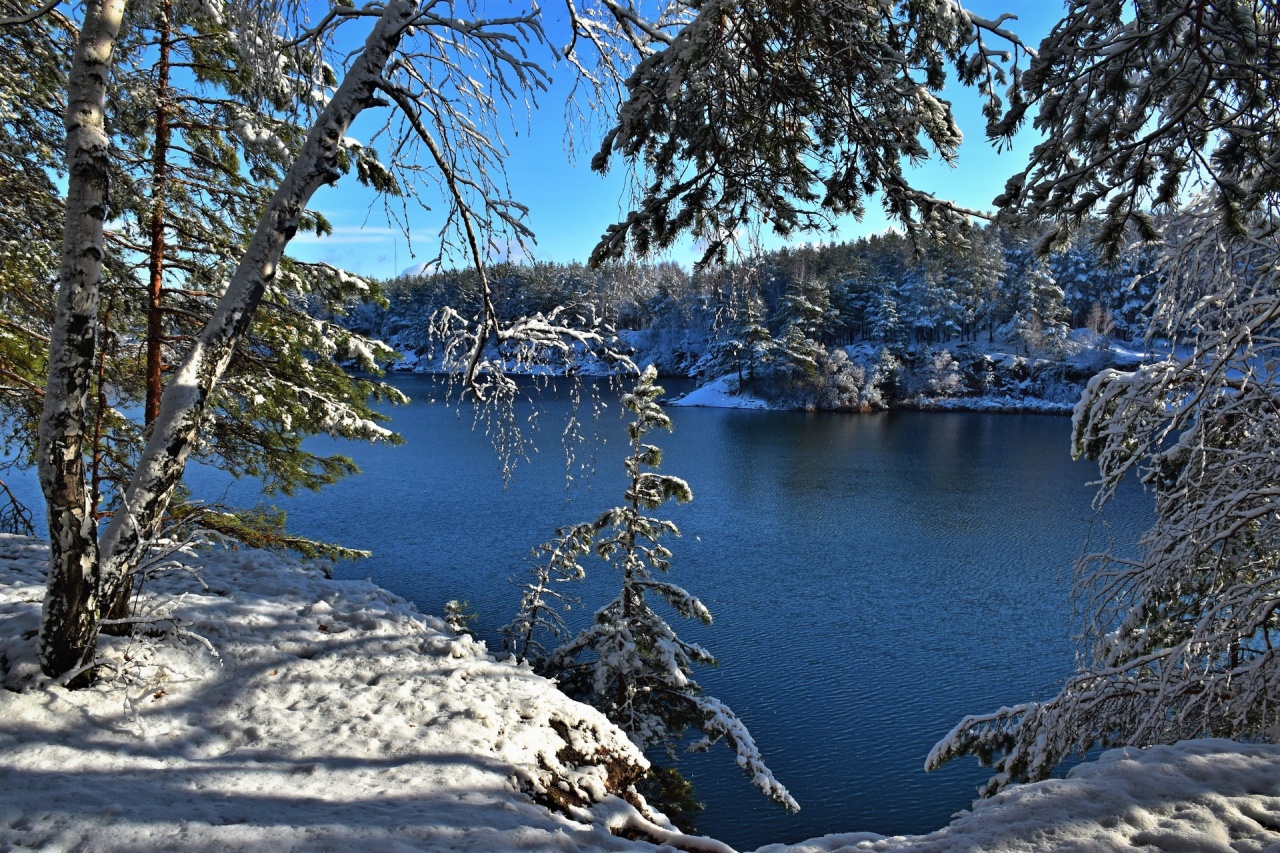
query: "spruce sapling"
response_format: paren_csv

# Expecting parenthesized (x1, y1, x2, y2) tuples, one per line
(537, 365, 798, 811)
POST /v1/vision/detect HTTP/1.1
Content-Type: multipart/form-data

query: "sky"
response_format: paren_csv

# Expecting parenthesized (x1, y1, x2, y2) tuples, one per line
(288, 1, 1067, 281)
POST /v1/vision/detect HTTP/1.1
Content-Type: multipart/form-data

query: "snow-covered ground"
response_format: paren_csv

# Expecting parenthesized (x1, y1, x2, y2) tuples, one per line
(759, 740, 1280, 852)
(5, 535, 1280, 852)
(0, 535, 685, 852)
(667, 375, 771, 410)
(666, 371, 1077, 415)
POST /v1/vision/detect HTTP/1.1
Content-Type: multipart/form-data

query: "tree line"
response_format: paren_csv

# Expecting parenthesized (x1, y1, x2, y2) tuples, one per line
(345, 220, 1161, 408)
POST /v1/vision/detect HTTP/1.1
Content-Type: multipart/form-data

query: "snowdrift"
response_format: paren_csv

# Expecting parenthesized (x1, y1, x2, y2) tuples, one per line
(0, 535, 655, 852)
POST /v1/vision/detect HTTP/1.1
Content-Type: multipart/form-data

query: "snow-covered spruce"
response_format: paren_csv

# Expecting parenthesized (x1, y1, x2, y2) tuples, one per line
(511, 366, 798, 813)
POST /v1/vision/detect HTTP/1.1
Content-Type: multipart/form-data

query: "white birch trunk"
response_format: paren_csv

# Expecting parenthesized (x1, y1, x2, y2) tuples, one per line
(40, 0, 420, 679)
(38, 0, 126, 679)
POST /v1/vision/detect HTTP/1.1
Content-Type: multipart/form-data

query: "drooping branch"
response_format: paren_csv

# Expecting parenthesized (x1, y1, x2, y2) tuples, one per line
(0, 0, 63, 27)
(572, 0, 1030, 267)
(930, 199, 1280, 793)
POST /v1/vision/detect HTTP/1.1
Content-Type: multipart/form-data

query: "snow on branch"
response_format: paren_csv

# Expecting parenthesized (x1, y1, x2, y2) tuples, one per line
(933, 200, 1280, 794)
(571, 0, 1032, 266)
(529, 366, 795, 812)
(689, 694, 799, 812)
(503, 522, 595, 666)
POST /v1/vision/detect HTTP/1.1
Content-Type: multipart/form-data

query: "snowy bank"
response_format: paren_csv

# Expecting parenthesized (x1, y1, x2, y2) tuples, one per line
(0, 535, 669, 852)
(899, 395, 1074, 415)
(5, 535, 1280, 852)
(758, 740, 1280, 852)
(667, 375, 771, 410)
(669, 380, 1074, 415)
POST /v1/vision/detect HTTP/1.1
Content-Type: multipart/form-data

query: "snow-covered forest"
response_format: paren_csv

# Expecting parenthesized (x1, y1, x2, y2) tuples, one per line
(346, 220, 1164, 411)
(4, 0, 1280, 849)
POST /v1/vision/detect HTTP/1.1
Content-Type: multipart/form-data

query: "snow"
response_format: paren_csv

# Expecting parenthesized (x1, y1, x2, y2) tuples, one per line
(387, 341, 622, 379)
(668, 375, 770, 409)
(668, 373, 1073, 415)
(756, 741, 1280, 852)
(0, 535, 660, 852)
(6, 534, 1280, 853)
(902, 395, 1074, 415)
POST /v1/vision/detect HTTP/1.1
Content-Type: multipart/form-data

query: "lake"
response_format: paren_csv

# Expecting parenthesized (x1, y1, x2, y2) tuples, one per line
(10, 374, 1153, 850)
(182, 373, 1150, 849)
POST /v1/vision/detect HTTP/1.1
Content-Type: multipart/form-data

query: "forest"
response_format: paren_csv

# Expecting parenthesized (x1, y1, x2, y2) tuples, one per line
(347, 220, 1165, 410)
(2, 0, 1280, 848)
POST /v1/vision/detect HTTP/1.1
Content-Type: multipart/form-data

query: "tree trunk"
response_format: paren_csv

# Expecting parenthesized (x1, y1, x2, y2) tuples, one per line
(100, 0, 173, 632)
(144, 0, 171, 427)
(96, 0, 418, 616)
(38, 0, 127, 680)
(41, 0, 419, 679)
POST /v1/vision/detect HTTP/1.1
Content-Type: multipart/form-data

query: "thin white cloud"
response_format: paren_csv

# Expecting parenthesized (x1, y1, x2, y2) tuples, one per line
(289, 226, 400, 246)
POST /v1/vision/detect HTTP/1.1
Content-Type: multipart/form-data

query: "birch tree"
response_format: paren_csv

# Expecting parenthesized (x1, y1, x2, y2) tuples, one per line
(3, 0, 400, 565)
(929, 0, 1280, 793)
(39, 0, 131, 681)
(31, 0, 572, 681)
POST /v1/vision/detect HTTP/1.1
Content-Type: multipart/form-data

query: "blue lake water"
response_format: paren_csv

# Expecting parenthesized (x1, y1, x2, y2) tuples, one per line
(8, 374, 1152, 849)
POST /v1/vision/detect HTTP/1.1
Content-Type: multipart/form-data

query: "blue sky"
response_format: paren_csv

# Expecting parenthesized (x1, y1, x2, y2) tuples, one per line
(290, 1, 1065, 280)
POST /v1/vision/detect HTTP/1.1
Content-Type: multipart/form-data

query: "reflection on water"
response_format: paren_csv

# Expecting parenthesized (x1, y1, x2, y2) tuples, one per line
(37, 375, 1151, 850)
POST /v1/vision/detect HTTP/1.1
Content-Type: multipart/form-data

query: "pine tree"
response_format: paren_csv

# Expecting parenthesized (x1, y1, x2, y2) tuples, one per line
(937, 223, 1004, 343)
(773, 276, 838, 344)
(580, 0, 1032, 265)
(899, 265, 948, 345)
(107, 0, 403, 490)
(870, 277, 907, 347)
(503, 522, 594, 667)
(710, 288, 774, 387)
(541, 366, 798, 812)
(774, 325, 824, 384)
(3, 0, 406, 633)
(1003, 260, 1069, 357)
(0, 3, 67, 532)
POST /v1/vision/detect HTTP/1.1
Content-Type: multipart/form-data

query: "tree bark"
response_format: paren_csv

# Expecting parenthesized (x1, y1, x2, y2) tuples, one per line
(38, 0, 127, 680)
(100, 0, 173, 631)
(41, 0, 419, 679)
(96, 0, 418, 608)
(144, 0, 172, 427)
